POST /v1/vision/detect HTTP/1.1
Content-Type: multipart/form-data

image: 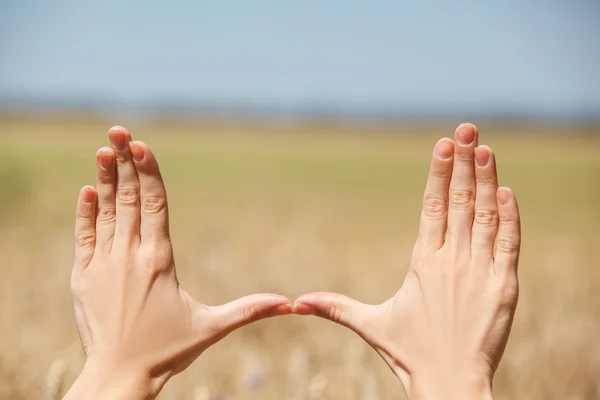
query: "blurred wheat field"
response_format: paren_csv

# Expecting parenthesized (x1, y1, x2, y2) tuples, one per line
(0, 116, 599, 399)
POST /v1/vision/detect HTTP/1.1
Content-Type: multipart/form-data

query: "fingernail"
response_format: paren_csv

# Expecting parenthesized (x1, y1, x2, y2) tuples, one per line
(130, 142, 145, 162)
(291, 302, 312, 315)
(81, 186, 94, 203)
(109, 130, 129, 150)
(498, 188, 511, 205)
(475, 147, 490, 167)
(274, 303, 292, 315)
(435, 139, 453, 159)
(97, 148, 113, 170)
(456, 124, 476, 145)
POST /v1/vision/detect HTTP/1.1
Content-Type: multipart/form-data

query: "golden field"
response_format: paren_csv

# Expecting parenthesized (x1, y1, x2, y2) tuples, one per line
(0, 116, 598, 399)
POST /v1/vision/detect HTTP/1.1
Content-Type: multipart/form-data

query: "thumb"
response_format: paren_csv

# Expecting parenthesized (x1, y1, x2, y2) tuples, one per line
(208, 293, 292, 337)
(293, 292, 382, 339)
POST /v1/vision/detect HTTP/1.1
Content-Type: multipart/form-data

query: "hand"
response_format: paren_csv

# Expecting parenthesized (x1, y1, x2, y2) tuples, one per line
(64, 126, 292, 400)
(293, 123, 521, 400)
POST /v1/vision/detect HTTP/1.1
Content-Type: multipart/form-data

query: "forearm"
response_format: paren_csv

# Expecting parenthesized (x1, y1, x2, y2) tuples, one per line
(63, 362, 159, 400)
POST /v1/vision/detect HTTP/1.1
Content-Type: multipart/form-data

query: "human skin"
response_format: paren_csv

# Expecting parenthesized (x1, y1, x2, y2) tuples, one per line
(294, 123, 521, 400)
(63, 127, 292, 400)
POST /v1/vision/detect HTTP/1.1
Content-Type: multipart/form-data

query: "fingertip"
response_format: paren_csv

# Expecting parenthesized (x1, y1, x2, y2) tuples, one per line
(80, 185, 97, 203)
(292, 292, 350, 319)
(456, 122, 478, 133)
(291, 302, 313, 315)
(291, 298, 321, 316)
(494, 186, 521, 274)
(474, 145, 492, 168)
(497, 186, 514, 206)
(262, 293, 292, 306)
(96, 146, 114, 156)
(211, 293, 292, 332)
(272, 302, 293, 316)
(108, 125, 129, 134)
(96, 147, 115, 170)
(292, 293, 320, 315)
(293, 292, 325, 304)
(108, 126, 132, 149)
(455, 123, 478, 146)
(292, 292, 374, 332)
(129, 140, 146, 162)
(75, 185, 98, 266)
(434, 138, 454, 160)
(252, 294, 293, 316)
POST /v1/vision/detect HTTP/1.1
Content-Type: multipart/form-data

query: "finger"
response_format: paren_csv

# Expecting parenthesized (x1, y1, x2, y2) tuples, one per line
(471, 146, 499, 257)
(446, 123, 478, 245)
(129, 141, 170, 244)
(95, 147, 117, 253)
(494, 187, 521, 275)
(207, 294, 292, 338)
(293, 292, 381, 340)
(74, 186, 98, 269)
(108, 126, 140, 243)
(418, 138, 454, 250)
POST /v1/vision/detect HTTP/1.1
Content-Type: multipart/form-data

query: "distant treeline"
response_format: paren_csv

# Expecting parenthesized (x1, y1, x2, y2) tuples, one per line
(0, 94, 598, 124)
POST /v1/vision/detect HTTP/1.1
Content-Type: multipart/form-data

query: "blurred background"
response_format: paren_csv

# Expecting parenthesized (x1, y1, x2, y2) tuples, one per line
(0, 1, 599, 399)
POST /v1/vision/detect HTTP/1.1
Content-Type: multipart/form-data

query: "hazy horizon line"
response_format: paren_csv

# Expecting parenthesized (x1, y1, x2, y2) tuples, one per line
(1, 93, 598, 124)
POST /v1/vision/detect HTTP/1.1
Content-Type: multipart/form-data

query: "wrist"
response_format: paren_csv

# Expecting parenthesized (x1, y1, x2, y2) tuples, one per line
(63, 359, 163, 400)
(408, 371, 493, 400)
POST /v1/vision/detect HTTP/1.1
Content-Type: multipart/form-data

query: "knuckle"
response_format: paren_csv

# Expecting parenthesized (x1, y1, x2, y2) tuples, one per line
(70, 280, 79, 295)
(96, 207, 116, 223)
(456, 150, 474, 162)
(76, 210, 93, 221)
(141, 195, 167, 215)
(243, 304, 261, 323)
(115, 151, 130, 163)
(140, 246, 174, 271)
(430, 167, 451, 180)
(476, 173, 497, 186)
(70, 275, 87, 297)
(500, 214, 521, 224)
(496, 237, 520, 254)
(449, 189, 475, 209)
(69, 272, 80, 293)
(474, 209, 498, 227)
(499, 279, 519, 308)
(410, 247, 430, 269)
(97, 173, 113, 185)
(75, 231, 95, 248)
(70, 281, 83, 298)
(422, 193, 448, 218)
(327, 302, 342, 323)
(503, 282, 519, 304)
(117, 186, 140, 206)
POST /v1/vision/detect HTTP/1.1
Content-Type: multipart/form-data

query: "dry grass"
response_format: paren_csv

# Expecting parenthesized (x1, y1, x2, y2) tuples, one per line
(0, 116, 599, 399)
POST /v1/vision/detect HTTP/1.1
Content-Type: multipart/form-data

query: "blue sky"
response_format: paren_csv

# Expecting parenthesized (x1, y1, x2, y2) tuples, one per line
(0, 1, 599, 117)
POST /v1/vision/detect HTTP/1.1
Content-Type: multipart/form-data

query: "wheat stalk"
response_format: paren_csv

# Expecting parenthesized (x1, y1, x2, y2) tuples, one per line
(360, 372, 380, 400)
(43, 359, 66, 400)
(308, 374, 328, 400)
(289, 345, 309, 400)
(194, 386, 210, 400)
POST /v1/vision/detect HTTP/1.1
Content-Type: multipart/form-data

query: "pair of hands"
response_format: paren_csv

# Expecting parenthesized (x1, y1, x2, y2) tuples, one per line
(64, 123, 521, 400)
